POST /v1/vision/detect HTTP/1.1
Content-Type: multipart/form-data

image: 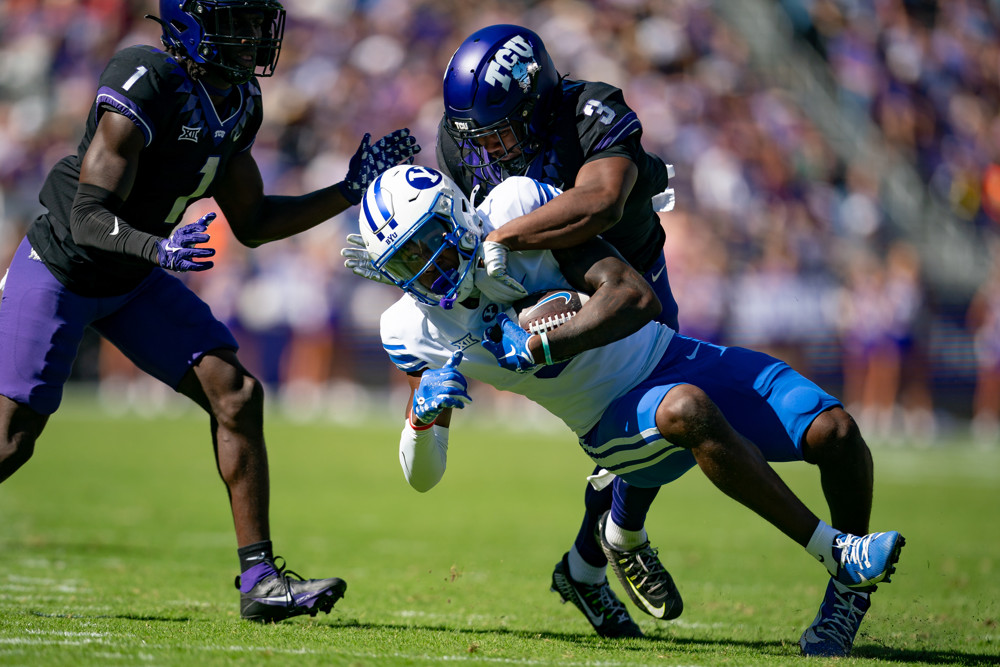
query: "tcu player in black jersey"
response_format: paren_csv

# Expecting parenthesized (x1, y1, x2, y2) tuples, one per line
(0, 0, 419, 623)
(436, 25, 678, 328)
(431, 25, 679, 637)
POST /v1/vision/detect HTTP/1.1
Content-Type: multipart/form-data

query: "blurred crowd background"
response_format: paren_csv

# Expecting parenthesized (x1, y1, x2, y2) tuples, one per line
(2, 0, 1000, 446)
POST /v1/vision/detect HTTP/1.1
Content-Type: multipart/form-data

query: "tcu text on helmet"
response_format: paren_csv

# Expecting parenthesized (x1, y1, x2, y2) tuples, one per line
(484, 35, 534, 91)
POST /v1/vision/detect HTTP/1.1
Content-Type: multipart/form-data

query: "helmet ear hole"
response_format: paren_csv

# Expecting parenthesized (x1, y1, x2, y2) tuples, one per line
(459, 231, 477, 252)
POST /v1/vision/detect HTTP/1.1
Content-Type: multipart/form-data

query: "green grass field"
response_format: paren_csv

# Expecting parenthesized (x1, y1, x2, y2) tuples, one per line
(0, 395, 997, 666)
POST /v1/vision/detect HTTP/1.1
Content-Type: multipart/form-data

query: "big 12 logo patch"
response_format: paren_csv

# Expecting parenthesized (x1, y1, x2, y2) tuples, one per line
(484, 35, 535, 92)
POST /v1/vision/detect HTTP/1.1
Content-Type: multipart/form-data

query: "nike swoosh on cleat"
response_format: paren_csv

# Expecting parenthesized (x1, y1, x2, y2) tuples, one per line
(110, 216, 120, 236)
(627, 579, 668, 618)
(572, 593, 605, 627)
(253, 593, 293, 606)
(580, 603, 605, 627)
(554, 581, 603, 627)
(685, 343, 700, 360)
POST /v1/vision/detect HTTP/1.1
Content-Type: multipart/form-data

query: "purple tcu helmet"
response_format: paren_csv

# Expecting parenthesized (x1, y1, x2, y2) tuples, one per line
(442, 24, 561, 186)
(151, 0, 286, 84)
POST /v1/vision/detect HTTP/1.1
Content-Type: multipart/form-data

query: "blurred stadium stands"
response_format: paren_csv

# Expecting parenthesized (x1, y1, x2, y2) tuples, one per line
(1, 0, 998, 444)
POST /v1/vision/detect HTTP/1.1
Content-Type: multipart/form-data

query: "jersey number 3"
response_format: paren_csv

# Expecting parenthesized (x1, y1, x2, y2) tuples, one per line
(583, 100, 615, 125)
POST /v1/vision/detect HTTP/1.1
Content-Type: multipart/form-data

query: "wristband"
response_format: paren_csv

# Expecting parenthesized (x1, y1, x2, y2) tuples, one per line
(409, 412, 435, 430)
(539, 331, 554, 365)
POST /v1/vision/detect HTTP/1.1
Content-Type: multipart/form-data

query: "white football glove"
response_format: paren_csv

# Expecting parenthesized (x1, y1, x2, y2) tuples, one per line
(476, 240, 528, 303)
(341, 233, 394, 285)
(652, 164, 676, 212)
(651, 188, 675, 213)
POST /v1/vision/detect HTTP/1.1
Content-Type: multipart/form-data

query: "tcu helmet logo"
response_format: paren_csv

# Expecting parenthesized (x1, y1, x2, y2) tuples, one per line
(405, 166, 443, 189)
(484, 35, 536, 92)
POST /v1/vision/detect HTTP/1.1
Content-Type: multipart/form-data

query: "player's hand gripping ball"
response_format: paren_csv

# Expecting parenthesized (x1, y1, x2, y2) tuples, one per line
(484, 289, 589, 369)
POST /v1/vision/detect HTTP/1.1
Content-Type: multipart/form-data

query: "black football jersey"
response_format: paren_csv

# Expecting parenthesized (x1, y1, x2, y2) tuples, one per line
(436, 80, 669, 274)
(27, 45, 263, 296)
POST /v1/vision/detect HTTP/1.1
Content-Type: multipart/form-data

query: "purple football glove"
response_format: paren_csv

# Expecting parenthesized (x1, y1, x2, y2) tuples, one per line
(340, 128, 421, 205)
(411, 351, 472, 424)
(481, 313, 537, 373)
(156, 212, 216, 272)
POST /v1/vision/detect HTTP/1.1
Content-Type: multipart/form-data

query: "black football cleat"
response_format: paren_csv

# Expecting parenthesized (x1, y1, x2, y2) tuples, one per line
(550, 553, 644, 638)
(597, 511, 683, 621)
(236, 558, 346, 623)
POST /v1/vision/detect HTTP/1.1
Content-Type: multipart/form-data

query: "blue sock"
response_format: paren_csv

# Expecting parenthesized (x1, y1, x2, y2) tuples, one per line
(573, 467, 613, 566)
(610, 478, 659, 530)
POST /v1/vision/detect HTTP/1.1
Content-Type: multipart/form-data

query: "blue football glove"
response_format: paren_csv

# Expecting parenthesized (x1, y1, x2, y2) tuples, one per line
(340, 128, 421, 205)
(156, 212, 216, 272)
(411, 351, 472, 424)
(481, 313, 537, 373)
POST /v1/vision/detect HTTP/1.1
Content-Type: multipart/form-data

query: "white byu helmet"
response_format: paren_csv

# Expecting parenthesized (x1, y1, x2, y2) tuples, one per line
(359, 165, 482, 308)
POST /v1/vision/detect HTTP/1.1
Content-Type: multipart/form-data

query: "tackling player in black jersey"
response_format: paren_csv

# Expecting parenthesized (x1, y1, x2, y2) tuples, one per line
(434, 25, 678, 330)
(435, 24, 678, 637)
(0, 0, 419, 623)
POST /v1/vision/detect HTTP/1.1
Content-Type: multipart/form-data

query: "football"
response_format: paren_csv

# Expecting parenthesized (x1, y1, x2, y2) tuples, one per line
(514, 289, 589, 334)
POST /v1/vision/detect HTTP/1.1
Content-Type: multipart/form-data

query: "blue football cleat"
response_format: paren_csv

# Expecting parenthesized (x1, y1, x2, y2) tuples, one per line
(800, 578, 871, 657)
(832, 531, 905, 590)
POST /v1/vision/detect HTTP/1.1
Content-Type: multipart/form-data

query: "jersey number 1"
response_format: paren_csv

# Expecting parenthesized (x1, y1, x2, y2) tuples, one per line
(165, 156, 219, 225)
(121, 66, 220, 226)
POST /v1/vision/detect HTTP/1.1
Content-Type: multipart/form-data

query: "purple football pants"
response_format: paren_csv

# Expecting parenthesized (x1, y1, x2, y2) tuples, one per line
(0, 237, 237, 415)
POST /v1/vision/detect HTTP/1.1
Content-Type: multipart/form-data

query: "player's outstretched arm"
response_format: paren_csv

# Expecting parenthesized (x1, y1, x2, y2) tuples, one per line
(218, 130, 420, 247)
(398, 352, 470, 492)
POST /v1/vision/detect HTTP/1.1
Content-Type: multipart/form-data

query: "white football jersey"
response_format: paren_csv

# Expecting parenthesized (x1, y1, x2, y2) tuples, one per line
(380, 177, 674, 435)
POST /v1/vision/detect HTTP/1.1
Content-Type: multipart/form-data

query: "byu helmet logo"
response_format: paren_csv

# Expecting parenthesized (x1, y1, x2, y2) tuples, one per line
(482, 303, 500, 323)
(405, 166, 443, 189)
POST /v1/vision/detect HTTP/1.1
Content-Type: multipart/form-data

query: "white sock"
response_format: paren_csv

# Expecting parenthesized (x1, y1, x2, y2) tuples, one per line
(567, 545, 606, 585)
(806, 520, 842, 577)
(603, 516, 648, 551)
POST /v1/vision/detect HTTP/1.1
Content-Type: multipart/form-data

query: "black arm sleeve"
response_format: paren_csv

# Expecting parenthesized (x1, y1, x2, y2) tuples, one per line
(70, 183, 161, 264)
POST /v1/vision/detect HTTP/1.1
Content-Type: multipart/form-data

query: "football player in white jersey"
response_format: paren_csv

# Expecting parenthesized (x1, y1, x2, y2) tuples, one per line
(344, 165, 905, 657)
